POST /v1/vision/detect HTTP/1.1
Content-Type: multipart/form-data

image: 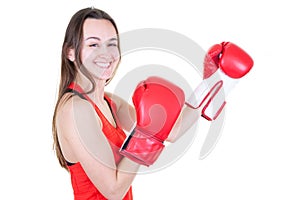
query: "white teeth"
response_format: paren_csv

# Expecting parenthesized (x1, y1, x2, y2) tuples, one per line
(96, 62, 110, 68)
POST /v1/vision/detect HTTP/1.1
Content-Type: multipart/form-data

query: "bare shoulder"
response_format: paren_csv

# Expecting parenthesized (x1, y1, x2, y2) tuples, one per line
(105, 92, 136, 132)
(105, 91, 122, 103)
(57, 94, 92, 118)
(105, 92, 131, 109)
(56, 94, 101, 138)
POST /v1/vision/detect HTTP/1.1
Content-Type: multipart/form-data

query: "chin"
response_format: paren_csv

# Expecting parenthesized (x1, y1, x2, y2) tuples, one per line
(96, 73, 114, 82)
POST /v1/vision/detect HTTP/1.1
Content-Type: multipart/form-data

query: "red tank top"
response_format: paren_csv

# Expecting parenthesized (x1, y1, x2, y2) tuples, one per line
(66, 82, 133, 200)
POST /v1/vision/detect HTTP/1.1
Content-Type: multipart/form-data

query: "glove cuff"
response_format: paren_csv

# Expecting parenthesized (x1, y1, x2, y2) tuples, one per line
(120, 127, 165, 166)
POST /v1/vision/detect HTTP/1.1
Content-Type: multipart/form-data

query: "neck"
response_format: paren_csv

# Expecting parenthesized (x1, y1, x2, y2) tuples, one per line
(74, 71, 107, 105)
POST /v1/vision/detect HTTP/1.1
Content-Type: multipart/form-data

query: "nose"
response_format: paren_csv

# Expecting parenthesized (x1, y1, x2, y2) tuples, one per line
(96, 44, 119, 60)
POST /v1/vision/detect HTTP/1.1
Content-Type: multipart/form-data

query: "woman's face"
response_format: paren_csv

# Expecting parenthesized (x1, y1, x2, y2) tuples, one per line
(80, 18, 120, 81)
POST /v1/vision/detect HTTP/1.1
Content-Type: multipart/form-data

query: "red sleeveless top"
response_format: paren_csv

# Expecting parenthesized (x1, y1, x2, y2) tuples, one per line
(66, 82, 133, 200)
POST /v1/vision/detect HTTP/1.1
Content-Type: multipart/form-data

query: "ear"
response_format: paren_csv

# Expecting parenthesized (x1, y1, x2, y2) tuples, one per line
(67, 48, 75, 62)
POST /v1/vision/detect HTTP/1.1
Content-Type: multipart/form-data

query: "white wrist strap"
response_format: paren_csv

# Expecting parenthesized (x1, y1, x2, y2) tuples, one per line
(186, 68, 239, 120)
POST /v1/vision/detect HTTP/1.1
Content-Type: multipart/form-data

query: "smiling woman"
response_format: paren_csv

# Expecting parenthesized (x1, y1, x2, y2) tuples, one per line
(52, 8, 138, 200)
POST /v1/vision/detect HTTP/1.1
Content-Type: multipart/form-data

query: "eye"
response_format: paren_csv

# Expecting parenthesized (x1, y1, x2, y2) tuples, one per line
(89, 43, 99, 48)
(107, 43, 118, 47)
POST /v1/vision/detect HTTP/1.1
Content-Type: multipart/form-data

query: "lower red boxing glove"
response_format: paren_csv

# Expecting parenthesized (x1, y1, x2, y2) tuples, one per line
(186, 42, 253, 120)
(120, 76, 185, 166)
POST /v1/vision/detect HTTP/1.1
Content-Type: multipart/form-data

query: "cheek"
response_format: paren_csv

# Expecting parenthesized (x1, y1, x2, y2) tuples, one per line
(111, 58, 120, 71)
(107, 47, 120, 60)
(80, 48, 94, 62)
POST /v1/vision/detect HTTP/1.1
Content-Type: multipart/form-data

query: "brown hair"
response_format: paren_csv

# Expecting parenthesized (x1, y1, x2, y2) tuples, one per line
(52, 7, 120, 170)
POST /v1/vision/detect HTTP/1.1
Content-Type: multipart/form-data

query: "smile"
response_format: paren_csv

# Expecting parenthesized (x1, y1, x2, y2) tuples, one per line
(95, 62, 111, 68)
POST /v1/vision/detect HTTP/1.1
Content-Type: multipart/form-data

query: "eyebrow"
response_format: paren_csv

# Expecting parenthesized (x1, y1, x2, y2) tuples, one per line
(85, 37, 118, 42)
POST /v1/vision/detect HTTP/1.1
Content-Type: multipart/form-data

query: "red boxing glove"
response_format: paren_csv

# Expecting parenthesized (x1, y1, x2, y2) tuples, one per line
(186, 42, 253, 120)
(120, 76, 185, 166)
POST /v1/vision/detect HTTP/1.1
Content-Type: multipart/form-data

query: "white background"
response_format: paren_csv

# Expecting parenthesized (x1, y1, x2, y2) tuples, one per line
(0, 0, 299, 199)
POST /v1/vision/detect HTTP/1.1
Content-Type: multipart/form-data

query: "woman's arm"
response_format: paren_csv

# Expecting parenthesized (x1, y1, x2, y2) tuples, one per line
(56, 96, 139, 200)
(167, 105, 201, 143)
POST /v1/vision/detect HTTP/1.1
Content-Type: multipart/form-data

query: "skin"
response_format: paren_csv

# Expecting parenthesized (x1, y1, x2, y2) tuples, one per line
(55, 18, 199, 200)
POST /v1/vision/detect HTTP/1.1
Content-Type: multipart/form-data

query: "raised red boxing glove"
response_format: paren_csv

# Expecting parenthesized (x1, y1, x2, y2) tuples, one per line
(120, 76, 185, 166)
(204, 42, 253, 79)
(186, 42, 253, 120)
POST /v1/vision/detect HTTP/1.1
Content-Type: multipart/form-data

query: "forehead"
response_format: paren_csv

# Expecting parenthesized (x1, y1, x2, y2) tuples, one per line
(83, 18, 117, 40)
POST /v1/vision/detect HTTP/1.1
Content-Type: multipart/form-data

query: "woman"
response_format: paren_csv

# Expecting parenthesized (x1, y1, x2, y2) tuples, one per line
(52, 7, 198, 200)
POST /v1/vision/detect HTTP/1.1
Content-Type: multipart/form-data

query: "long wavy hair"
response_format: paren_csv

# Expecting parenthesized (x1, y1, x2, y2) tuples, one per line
(52, 7, 120, 170)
